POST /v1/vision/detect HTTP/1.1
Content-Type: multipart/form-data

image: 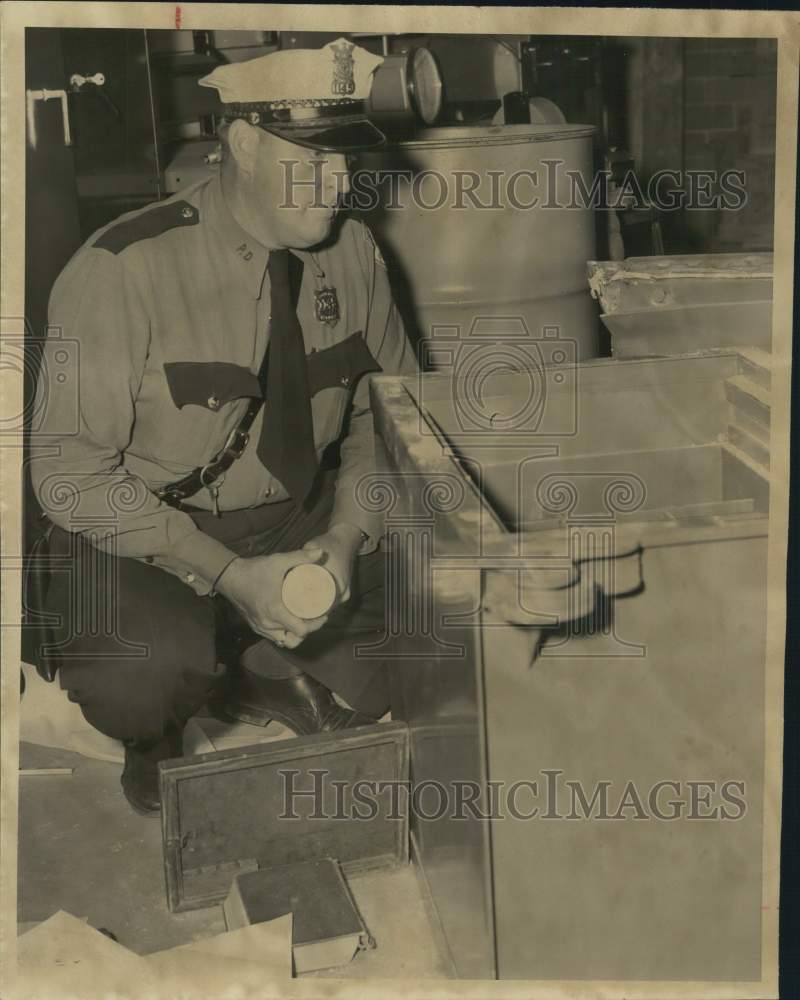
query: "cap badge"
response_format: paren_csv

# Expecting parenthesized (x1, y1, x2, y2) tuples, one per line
(331, 40, 356, 97)
(314, 286, 340, 326)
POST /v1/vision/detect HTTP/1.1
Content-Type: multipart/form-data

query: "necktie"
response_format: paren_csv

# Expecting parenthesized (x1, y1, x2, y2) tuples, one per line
(257, 250, 318, 503)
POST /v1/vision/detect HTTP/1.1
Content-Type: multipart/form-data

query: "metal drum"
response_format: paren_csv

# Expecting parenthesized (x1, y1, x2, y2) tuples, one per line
(356, 123, 598, 361)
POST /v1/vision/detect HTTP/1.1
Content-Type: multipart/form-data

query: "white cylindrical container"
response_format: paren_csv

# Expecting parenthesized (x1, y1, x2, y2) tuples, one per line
(282, 564, 338, 620)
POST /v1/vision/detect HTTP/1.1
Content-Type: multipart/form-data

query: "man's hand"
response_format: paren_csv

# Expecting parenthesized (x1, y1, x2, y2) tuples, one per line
(215, 548, 329, 649)
(302, 522, 363, 606)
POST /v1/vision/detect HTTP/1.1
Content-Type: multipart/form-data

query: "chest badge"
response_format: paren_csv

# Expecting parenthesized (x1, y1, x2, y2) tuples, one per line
(314, 286, 341, 326)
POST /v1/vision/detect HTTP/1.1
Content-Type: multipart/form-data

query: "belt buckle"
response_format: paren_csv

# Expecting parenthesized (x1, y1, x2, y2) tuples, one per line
(199, 464, 222, 489)
(155, 486, 185, 510)
(228, 427, 249, 459)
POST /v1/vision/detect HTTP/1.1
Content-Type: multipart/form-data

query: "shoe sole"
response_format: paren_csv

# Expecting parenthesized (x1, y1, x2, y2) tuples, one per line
(121, 787, 161, 817)
(223, 699, 312, 735)
(128, 802, 161, 818)
(209, 697, 283, 729)
(223, 700, 375, 737)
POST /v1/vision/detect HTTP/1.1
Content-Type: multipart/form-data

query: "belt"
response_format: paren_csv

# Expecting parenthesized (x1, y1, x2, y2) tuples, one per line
(156, 342, 271, 511)
(154, 394, 262, 511)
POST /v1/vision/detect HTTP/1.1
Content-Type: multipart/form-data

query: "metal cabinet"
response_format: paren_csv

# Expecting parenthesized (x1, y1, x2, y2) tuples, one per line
(370, 348, 769, 981)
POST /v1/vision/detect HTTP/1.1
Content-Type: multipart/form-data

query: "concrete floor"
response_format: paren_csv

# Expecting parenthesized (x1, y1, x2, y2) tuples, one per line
(18, 739, 450, 978)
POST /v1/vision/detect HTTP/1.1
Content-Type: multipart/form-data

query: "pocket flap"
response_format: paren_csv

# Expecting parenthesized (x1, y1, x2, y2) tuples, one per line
(163, 362, 263, 411)
(306, 332, 382, 396)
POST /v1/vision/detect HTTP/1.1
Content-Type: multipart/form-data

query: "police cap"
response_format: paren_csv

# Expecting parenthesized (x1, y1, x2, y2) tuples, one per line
(199, 38, 386, 152)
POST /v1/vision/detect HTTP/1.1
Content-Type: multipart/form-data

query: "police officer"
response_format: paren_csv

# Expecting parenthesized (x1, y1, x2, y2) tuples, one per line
(31, 40, 417, 815)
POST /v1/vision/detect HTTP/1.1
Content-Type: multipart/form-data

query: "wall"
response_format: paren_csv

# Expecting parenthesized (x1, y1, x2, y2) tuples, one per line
(60, 27, 161, 236)
(682, 37, 777, 252)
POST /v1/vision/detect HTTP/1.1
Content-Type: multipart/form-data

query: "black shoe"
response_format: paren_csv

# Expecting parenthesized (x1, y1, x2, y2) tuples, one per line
(120, 726, 183, 816)
(223, 670, 376, 736)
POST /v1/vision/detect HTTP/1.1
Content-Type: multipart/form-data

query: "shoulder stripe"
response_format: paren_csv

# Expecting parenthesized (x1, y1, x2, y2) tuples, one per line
(360, 220, 387, 267)
(93, 200, 200, 255)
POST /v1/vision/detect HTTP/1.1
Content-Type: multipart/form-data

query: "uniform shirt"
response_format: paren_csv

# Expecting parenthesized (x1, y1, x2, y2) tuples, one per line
(31, 173, 417, 595)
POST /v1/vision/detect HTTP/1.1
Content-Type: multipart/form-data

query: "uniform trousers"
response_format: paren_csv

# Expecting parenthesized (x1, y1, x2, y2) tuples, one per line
(40, 469, 389, 745)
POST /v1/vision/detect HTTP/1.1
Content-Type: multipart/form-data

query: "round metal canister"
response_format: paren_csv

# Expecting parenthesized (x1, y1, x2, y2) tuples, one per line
(355, 124, 599, 362)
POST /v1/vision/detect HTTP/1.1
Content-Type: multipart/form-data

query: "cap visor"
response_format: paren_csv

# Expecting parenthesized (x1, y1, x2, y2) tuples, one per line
(262, 117, 386, 152)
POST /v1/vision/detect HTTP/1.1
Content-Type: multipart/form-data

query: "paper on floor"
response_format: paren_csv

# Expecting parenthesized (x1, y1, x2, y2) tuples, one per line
(149, 913, 293, 975)
(16, 909, 148, 997)
(14, 908, 293, 999)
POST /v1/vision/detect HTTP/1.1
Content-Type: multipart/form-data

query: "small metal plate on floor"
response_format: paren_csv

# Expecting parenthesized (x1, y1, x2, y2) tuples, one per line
(159, 723, 409, 913)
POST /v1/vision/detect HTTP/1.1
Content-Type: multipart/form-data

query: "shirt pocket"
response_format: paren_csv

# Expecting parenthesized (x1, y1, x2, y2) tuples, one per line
(162, 361, 262, 412)
(307, 332, 382, 448)
(135, 362, 259, 472)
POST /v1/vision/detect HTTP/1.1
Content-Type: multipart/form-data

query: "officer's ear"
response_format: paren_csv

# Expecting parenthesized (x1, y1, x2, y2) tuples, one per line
(227, 119, 261, 180)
